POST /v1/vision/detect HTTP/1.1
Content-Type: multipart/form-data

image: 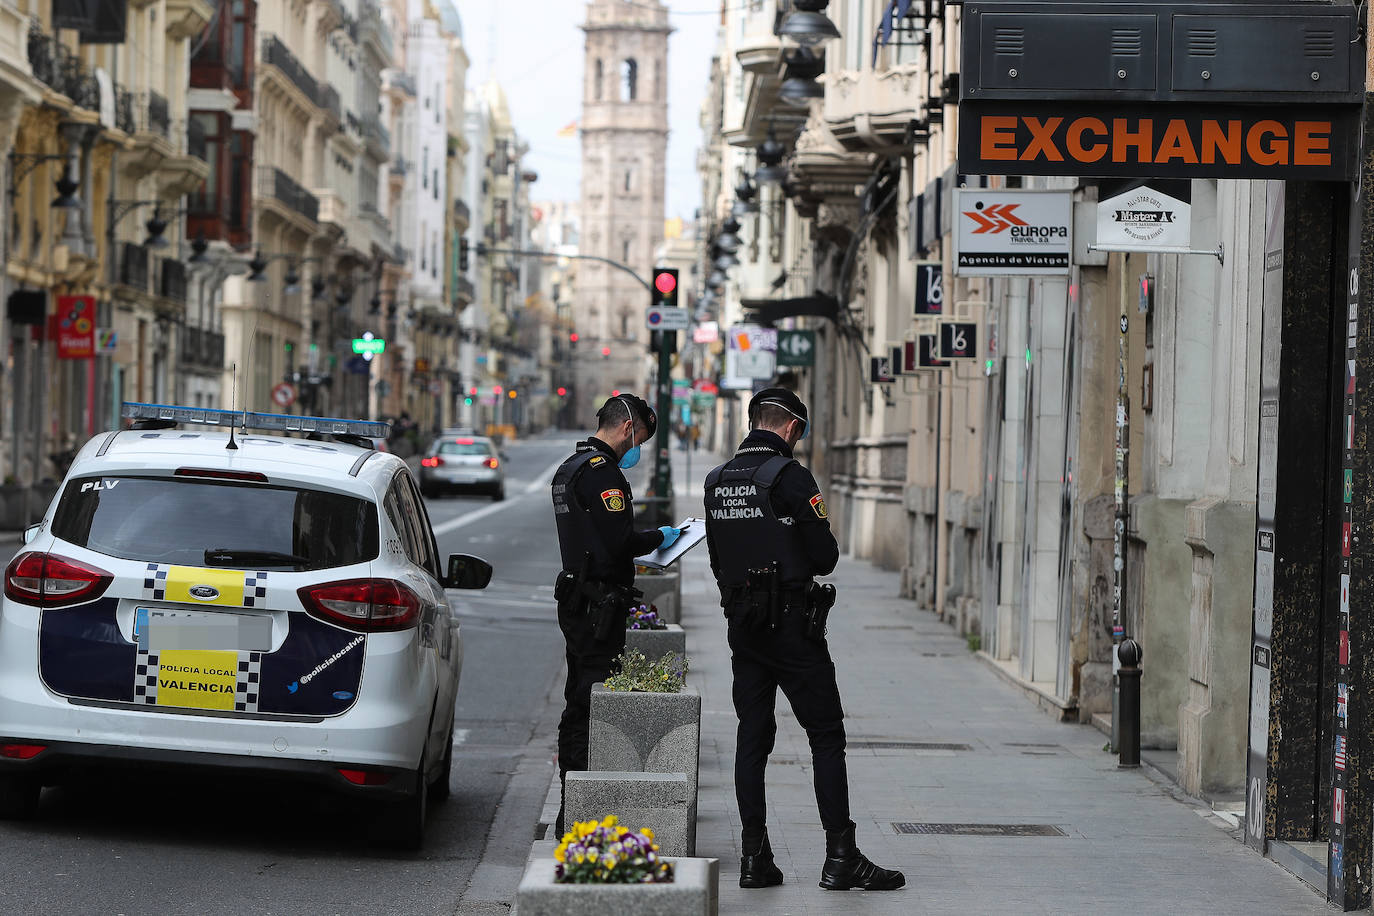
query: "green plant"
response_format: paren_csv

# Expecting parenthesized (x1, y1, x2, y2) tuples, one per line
(967, 633, 982, 653)
(605, 648, 687, 693)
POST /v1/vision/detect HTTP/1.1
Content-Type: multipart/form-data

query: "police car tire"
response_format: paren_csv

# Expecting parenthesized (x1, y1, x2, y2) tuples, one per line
(0, 774, 39, 820)
(378, 763, 428, 850)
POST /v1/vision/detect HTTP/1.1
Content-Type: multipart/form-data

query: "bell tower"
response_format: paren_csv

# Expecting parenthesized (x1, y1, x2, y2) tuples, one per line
(574, 0, 671, 420)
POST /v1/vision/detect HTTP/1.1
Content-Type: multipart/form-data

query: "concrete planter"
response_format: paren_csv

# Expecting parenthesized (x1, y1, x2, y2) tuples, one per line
(636, 569, 682, 624)
(515, 855, 719, 916)
(564, 771, 690, 856)
(625, 623, 686, 660)
(590, 683, 701, 854)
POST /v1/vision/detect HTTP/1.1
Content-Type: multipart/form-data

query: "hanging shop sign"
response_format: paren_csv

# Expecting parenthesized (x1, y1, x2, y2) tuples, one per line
(939, 321, 980, 361)
(53, 295, 96, 359)
(955, 189, 1071, 276)
(869, 355, 896, 384)
(914, 262, 944, 315)
(776, 330, 816, 367)
(1096, 186, 1192, 252)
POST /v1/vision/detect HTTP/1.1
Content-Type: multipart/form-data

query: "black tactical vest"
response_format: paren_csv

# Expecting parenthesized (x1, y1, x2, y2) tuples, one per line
(552, 445, 623, 580)
(703, 454, 813, 587)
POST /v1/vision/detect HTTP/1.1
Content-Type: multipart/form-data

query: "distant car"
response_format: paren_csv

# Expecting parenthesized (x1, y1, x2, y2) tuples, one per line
(419, 435, 505, 501)
(0, 403, 494, 848)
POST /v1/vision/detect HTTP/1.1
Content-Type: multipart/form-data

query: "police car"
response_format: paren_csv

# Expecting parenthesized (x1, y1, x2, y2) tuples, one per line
(0, 403, 492, 848)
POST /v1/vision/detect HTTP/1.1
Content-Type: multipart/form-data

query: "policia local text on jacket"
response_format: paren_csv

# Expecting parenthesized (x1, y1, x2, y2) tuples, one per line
(550, 394, 680, 836)
(703, 387, 904, 892)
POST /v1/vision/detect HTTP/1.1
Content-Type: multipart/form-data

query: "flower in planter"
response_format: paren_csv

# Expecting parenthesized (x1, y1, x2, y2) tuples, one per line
(604, 648, 688, 693)
(625, 603, 667, 630)
(554, 814, 674, 884)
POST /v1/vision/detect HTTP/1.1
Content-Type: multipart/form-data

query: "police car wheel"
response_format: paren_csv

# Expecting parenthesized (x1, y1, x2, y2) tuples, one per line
(0, 774, 40, 820)
(377, 763, 428, 850)
(429, 714, 455, 802)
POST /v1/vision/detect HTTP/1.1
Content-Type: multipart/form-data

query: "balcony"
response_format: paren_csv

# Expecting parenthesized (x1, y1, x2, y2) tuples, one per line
(384, 70, 416, 98)
(319, 84, 341, 123)
(165, 0, 214, 41)
(262, 34, 321, 108)
(117, 242, 150, 295)
(27, 26, 98, 110)
(357, 0, 395, 61)
(180, 326, 226, 372)
(455, 274, 475, 305)
(823, 65, 926, 154)
(159, 257, 188, 305)
(256, 166, 320, 225)
(361, 115, 390, 159)
(187, 117, 207, 161)
(115, 86, 136, 134)
(138, 90, 170, 138)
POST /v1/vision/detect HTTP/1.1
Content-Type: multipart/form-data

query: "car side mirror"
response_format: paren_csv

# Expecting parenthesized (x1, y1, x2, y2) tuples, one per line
(21, 524, 40, 545)
(446, 553, 493, 589)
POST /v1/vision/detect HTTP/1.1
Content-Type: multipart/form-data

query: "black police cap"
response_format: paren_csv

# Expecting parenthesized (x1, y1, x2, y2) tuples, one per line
(748, 387, 808, 426)
(599, 393, 657, 438)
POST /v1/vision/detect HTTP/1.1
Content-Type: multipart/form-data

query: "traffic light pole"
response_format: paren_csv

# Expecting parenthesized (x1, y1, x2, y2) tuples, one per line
(652, 332, 674, 528)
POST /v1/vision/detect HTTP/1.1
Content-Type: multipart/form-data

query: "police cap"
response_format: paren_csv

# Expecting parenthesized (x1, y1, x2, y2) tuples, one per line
(598, 393, 657, 438)
(748, 387, 808, 429)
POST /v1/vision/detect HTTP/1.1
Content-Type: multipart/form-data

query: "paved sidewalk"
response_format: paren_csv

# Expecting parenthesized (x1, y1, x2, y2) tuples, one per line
(664, 446, 1326, 915)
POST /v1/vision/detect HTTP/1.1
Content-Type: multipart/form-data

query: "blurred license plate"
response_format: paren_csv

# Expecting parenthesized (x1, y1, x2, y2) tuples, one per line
(136, 607, 272, 652)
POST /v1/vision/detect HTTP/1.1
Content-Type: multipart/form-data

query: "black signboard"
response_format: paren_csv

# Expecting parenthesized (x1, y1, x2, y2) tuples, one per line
(917, 334, 949, 369)
(958, 101, 1359, 181)
(915, 262, 944, 315)
(870, 355, 896, 383)
(939, 321, 979, 361)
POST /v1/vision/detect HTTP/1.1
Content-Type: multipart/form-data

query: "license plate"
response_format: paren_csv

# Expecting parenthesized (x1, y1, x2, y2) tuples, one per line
(135, 607, 272, 652)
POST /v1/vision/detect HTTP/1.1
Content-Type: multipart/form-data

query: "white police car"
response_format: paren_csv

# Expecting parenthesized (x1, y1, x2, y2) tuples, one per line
(0, 403, 491, 847)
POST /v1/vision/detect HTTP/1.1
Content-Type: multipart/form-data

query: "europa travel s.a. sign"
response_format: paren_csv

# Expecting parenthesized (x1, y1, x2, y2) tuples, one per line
(958, 103, 1358, 181)
(954, 189, 1071, 276)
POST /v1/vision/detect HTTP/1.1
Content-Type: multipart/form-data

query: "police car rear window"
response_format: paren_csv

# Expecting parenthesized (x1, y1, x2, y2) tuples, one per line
(51, 476, 379, 570)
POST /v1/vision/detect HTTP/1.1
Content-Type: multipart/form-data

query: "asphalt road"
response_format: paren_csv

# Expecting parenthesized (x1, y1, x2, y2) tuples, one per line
(0, 434, 579, 916)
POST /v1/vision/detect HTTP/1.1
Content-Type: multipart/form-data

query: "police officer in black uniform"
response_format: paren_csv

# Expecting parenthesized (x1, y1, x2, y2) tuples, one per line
(550, 393, 685, 835)
(703, 388, 904, 892)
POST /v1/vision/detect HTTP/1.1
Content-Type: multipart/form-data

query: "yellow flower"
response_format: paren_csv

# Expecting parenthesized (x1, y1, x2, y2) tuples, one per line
(605, 856, 617, 869)
(641, 827, 655, 840)
(554, 845, 566, 863)
(602, 815, 619, 828)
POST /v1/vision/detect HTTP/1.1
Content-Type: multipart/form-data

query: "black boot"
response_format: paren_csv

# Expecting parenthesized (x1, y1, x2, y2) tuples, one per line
(739, 828, 784, 888)
(819, 822, 905, 891)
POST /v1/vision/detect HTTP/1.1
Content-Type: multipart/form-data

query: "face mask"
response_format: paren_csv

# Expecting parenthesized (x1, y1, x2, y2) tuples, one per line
(617, 398, 641, 468)
(758, 398, 809, 441)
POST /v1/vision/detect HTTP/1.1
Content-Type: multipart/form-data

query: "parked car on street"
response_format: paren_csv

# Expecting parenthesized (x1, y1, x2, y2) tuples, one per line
(419, 435, 505, 501)
(0, 403, 493, 848)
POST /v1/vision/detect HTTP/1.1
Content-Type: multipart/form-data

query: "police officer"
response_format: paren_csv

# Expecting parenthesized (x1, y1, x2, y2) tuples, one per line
(703, 388, 904, 892)
(550, 394, 685, 835)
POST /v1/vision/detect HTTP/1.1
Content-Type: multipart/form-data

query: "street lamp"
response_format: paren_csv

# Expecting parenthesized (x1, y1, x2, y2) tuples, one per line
(716, 217, 742, 254)
(755, 133, 788, 185)
(143, 207, 171, 249)
(779, 0, 841, 46)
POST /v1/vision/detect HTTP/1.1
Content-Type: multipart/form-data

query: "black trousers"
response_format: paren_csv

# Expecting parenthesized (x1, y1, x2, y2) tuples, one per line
(556, 598, 627, 777)
(729, 609, 850, 836)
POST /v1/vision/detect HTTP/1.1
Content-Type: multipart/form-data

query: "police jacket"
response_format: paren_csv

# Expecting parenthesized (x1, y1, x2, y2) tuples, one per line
(703, 430, 839, 589)
(552, 437, 665, 586)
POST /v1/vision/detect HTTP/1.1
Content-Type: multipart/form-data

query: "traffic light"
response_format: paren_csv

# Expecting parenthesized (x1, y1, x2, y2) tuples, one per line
(601, 345, 611, 358)
(459, 237, 469, 271)
(651, 267, 679, 308)
(557, 386, 567, 397)
(508, 389, 518, 399)
(569, 331, 579, 346)
(492, 385, 503, 395)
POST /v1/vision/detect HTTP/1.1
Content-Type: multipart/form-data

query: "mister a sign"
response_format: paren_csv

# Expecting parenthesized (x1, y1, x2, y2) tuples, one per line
(1096, 186, 1191, 252)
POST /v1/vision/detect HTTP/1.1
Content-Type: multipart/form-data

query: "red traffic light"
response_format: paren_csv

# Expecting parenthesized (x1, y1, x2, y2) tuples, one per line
(492, 385, 503, 395)
(654, 271, 677, 295)
(468, 387, 477, 396)
(557, 387, 567, 397)
(569, 332, 579, 342)
(601, 346, 611, 356)
(612, 389, 620, 397)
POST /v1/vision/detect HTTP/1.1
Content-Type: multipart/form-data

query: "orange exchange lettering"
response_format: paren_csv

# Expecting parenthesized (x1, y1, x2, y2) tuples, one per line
(979, 116, 1333, 168)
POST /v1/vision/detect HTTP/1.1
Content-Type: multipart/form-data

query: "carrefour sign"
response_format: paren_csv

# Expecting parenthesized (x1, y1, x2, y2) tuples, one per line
(954, 189, 1071, 277)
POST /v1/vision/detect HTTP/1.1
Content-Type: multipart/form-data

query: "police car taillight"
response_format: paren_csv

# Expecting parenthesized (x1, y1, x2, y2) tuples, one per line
(3, 552, 113, 608)
(297, 578, 421, 632)
(174, 468, 270, 483)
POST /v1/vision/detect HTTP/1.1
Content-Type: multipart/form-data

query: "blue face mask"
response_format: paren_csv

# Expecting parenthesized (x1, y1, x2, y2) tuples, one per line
(617, 398, 641, 468)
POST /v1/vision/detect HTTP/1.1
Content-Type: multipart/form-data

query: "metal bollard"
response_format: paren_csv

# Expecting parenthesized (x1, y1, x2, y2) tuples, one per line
(1117, 638, 1142, 768)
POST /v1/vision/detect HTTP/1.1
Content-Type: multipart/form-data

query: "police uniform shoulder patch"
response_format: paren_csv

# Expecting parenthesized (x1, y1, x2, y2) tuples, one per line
(601, 488, 626, 511)
(809, 493, 828, 519)
(589, 455, 606, 467)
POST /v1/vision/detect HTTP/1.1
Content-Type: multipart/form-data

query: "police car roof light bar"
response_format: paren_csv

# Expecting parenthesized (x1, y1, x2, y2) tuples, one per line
(121, 402, 389, 439)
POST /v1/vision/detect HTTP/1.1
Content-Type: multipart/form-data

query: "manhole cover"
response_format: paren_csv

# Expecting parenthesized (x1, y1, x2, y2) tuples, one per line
(893, 823, 1066, 837)
(851, 741, 972, 751)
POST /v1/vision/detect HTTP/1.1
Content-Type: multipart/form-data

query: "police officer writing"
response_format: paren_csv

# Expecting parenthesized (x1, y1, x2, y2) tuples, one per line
(550, 394, 685, 835)
(703, 388, 904, 892)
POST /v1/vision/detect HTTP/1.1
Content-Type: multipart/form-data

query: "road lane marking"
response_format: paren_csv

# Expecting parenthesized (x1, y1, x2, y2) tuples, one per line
(524, 454, 568, 495)
(429, 453, 566, 535)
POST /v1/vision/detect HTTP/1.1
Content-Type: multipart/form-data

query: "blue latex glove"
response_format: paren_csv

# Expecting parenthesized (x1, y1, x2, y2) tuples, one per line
(658, 526, 683, 549)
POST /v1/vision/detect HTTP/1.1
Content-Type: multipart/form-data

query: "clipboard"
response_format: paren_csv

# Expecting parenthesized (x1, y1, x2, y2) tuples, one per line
(634, 517, 706, 569)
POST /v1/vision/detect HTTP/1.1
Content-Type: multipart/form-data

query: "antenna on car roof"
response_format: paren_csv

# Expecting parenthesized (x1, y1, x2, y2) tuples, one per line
(226, 362, 239, 451)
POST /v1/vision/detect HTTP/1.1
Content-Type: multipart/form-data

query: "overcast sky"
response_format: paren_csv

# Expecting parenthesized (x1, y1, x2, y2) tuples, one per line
(454, 0, 719, 222)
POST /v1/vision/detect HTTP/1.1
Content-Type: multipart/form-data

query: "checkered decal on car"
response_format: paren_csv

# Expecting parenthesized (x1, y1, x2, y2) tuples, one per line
(143, 563, 168, 601)
(242, 571, 268, 608)
(235, 652, 263, 713)
(134, 648, 159, 704)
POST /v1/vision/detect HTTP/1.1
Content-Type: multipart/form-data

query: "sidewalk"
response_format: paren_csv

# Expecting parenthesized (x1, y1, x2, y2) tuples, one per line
(666, 446, 1327, 914)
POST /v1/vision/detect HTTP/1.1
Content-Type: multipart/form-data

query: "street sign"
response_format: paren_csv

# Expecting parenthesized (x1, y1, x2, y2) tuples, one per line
(646, 306, 689, 331)
(429, 379, 443, 396)
(917, 334, 949, 368)
(915, 262, 944, 315)
(870, 355, 896, 384)
(352, 334, 386, 356)
(271, 382, 297, 408)
(95, 327, 117, 354)
(776, 330, 816, 367)
(939, 321, 979, 360)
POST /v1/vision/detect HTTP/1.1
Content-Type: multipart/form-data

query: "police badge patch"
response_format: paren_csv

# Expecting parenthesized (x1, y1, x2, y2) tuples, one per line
(809, 493, 828, 518)
(601, 488, 626, 511)
(589, 455, 606, 467)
